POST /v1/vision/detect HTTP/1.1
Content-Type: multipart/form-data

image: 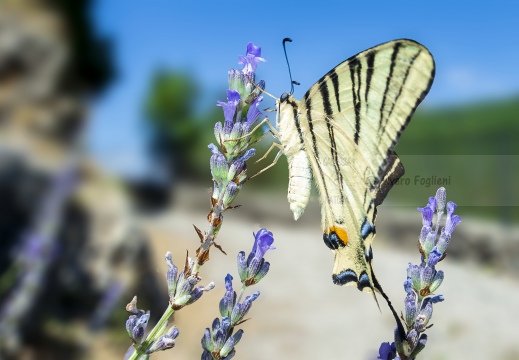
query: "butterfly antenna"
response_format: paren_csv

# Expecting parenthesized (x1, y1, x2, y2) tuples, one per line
(282, 38, 300, 94)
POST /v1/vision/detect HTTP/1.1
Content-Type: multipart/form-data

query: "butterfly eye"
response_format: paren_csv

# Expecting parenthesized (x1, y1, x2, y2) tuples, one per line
(280, 92, 290, 103)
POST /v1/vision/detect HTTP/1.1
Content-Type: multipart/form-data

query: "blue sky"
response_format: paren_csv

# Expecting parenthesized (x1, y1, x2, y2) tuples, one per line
(89, 1, 519, 177)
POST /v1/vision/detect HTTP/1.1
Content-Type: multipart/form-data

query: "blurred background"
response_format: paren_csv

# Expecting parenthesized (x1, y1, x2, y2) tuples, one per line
(0, 0, 518, 359)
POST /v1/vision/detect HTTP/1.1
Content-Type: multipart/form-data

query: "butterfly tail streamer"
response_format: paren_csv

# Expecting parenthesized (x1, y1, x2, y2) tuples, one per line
(371, 266, 406, 340)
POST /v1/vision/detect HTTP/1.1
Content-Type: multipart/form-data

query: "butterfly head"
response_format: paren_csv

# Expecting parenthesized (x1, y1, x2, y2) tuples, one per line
(280, 92, 290, 103)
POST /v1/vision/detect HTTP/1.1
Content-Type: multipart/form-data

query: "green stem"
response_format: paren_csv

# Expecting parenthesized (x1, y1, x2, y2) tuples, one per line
(127, 306, 175, 360)
(236, 284, 247, 305)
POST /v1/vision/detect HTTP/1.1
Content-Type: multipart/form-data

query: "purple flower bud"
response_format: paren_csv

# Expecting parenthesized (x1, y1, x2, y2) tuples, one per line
(246, 42, 262, 57)
(214, 317, 231, 349)
(147, 335, 176, 353)
(228, 69, 245, 93)
(220, 329, 244, 358)
(202, 350, 213, 360)
(238, 42, 265, 76)
(220, 316, 231, 334)
(417, 206, 434, 228)
(421, 230, 436, 256)
(211, 151, 229, 183)
(418, 226, 430, 243)
(436, 228, 450, 253)
(186, 282, 215, 306)
(429, 294, 444, 304)
(214, 328, 227, 349)
(252, 261, 270, 284)
(212, 318, 220, 334)
(435, 187, 446, 212)
(404, 292, 417, 327)
(219, 274, 236, 317)
(168, 325, 180, 339)
(230, 291, 260, 325)
(429, 270, 444, 293)
(217, 89, 240, 126)
(250, 229, 275, 262)
(177, 276, 196, 298)
(377, 342, 397, 360)
(415, 300, 433, 332)
(214, 121, 224, 141)
(238, 148, 256, 163)
(208, 143, 219, 155)
(445, 214, 461, 237)
(186, 286, 204, 305)
(428, 248, 443, 267)
(125, 315, 137, 338)
(407, 263, 421, 290)
(201, 328, 213, 351)
(246, 257, 264, 280)
(132, 312, 150, 343)
(403, 277, 413, 294)
(446, 201, 457, 217)
(229, 159, 246, 179)
(406, 329, 419, 349)
(222, 181, 239, 206)
(421, 264, 436, 286)
(237, 251, 247, 282)
(244, 96, 262, 127)
(230, 121, 243, 140)
(165, 252, 178, 296)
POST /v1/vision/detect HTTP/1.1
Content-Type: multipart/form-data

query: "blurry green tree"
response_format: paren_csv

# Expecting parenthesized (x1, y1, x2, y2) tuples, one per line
(144, 70, 203, 180)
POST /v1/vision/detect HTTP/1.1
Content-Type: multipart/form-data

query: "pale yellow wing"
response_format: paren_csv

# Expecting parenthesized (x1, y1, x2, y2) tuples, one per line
(297, 39, 435, 294)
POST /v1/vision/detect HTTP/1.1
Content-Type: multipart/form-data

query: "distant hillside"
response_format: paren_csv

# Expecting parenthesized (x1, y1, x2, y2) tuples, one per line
(398, 95, 519, 155)
(389, 95, 519, 223)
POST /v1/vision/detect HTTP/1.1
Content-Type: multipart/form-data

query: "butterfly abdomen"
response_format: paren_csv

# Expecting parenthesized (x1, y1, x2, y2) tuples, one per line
(277, 95, 314, 220)
(287, 150, 312, 220)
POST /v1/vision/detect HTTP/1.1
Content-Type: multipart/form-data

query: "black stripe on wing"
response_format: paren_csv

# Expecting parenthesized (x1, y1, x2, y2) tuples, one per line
(365, 52, 375, 103)
(349, 58, 362, 144)
(304, 92, 333, 208)
(318, 76, 345, 205)
(379, 42, 401, 131)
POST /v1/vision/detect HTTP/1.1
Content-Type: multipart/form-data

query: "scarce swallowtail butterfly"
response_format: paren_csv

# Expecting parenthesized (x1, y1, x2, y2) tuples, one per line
(274, 39, 435, 299)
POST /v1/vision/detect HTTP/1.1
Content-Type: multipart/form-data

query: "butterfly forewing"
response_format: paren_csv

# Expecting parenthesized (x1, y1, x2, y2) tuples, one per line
(282, 39, 435, 295)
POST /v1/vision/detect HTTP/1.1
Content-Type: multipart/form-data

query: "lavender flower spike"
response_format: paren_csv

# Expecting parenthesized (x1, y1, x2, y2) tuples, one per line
(125, 42, 269, 360)
(202, 229, 274, 359)
(378, 187, 461, 360)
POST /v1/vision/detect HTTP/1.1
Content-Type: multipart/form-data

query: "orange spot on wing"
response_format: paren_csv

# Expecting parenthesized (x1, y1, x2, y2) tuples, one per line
(326, 226, 349, 245)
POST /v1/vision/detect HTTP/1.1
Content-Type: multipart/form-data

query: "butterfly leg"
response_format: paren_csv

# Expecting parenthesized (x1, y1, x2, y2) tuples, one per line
(254, 141, 283, 164)
(246, 143, 283, 181)
(225, 118, 280, 145)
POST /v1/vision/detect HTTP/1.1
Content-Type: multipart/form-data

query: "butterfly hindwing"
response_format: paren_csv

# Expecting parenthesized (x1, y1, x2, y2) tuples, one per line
(285, 39, 435, 294)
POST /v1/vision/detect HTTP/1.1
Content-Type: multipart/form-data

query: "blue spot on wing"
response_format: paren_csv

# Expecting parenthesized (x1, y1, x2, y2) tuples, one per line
(357, 271, 372, 291)
(332, 269, 358, 285)
(361, 218, 374, 239)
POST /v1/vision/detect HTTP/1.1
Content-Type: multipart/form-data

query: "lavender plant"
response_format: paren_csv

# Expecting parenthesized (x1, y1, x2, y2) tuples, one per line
(201, 228, 275, 359)
(124, 43, 269, 359)
(378, 187, 462, 360)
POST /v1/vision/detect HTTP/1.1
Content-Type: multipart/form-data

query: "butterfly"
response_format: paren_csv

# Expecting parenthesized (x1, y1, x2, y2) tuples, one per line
(274, 39, 435, 300)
